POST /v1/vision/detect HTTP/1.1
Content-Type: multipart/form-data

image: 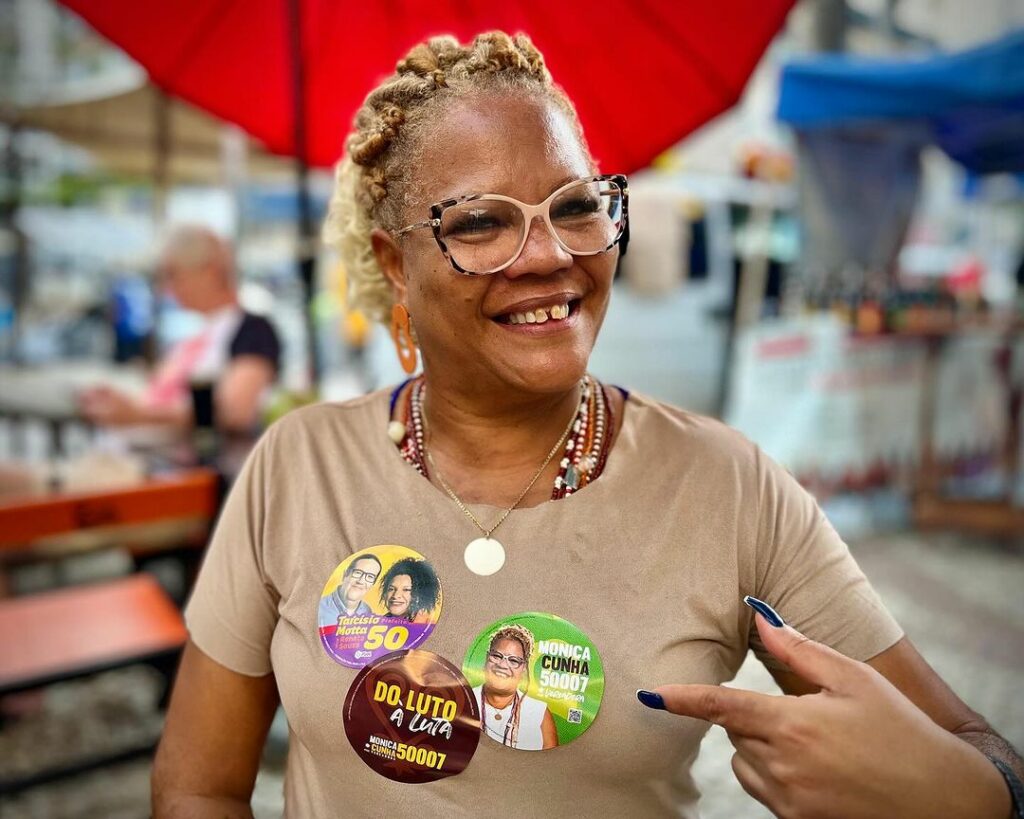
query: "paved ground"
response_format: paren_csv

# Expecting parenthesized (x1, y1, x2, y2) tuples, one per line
(2, 528, 1021, 819)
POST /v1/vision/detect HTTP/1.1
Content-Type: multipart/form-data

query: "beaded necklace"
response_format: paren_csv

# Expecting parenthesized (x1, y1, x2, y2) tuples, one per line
(480, 691, 524, 747)
(395, 374, 613, 500)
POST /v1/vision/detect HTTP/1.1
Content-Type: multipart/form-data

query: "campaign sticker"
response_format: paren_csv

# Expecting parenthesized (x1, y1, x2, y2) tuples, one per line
(318, 545, 442, 669)
(462, 612, 603, 751)
(343, 649, 481, 783)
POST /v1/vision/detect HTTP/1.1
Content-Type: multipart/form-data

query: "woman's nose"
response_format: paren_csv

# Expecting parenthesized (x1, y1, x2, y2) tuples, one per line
(502, 215, 573, 279)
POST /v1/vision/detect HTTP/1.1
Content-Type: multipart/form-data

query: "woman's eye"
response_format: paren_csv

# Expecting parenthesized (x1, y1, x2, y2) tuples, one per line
(446, 210, 503, 236)
(553, 196, 601, 220)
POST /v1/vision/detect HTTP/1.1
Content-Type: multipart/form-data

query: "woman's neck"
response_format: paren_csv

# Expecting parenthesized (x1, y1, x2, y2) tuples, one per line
(484, 689, 517, 710)
(420, 375, 583, 507)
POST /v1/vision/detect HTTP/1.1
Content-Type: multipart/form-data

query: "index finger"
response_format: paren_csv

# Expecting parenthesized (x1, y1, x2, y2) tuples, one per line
(651, 684, 782, 739)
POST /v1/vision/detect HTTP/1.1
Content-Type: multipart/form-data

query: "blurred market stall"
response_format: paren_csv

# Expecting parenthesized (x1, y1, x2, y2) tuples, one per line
(726, 28, 1024, 535)
(4, 74, 293, 189)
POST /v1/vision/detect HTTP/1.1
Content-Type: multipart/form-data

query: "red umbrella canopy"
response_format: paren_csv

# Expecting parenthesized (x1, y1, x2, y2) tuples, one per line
(59, 0, 794, 174)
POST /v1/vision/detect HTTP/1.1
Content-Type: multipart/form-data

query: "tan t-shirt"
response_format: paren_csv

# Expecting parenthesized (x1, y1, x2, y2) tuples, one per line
(185, 387, 902, 818)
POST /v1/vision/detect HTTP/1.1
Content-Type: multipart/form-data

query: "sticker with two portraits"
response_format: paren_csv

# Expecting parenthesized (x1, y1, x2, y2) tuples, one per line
(318, 545, 443, 669)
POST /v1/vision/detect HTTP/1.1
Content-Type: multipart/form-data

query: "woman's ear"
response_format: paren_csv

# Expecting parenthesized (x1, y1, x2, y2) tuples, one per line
(371, 228, 407, 304)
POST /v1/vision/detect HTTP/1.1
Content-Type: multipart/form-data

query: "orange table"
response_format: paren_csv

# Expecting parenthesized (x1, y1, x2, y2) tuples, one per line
(0, 468, 220, 552)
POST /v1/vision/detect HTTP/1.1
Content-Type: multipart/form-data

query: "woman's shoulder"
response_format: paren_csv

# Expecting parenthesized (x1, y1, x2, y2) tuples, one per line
(619, 388, 758, 465)
(256, 387, 393, 454)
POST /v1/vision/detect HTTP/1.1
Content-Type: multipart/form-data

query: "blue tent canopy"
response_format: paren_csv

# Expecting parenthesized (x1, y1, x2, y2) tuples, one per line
(777, 30, 1024, 173)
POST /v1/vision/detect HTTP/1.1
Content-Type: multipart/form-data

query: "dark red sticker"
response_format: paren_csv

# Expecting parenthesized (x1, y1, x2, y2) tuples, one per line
(343, 650, 481, 784)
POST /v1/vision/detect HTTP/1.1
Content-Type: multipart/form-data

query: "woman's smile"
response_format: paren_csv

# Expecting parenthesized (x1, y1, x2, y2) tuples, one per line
(492, 299, 582, 336)
(497, 305, 579, 335)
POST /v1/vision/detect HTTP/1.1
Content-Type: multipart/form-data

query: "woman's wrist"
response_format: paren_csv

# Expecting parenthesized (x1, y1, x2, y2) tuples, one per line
(986, 756, 1024, 819)
(933, 736, 1015, 819)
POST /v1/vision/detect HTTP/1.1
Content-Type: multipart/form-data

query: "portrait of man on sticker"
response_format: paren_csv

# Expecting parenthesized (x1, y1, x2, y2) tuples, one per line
(319, 553, 382, 624)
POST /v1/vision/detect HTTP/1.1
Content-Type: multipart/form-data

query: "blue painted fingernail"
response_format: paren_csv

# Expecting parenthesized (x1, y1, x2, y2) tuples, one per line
(743, 595, 786, 628)
(636, 689, 665, 710)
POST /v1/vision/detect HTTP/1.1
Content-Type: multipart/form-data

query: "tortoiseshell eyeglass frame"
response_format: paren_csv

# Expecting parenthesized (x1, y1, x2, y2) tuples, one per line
(394, 173, 629, 276)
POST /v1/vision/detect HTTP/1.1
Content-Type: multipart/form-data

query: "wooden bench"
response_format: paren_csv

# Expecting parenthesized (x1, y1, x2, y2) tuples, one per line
(0, 573, 188, 792)
(0, 469, 218, 791)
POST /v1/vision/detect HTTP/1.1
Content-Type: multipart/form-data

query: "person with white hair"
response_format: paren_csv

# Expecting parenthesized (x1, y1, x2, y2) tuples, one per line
(79, 225, 280, 433)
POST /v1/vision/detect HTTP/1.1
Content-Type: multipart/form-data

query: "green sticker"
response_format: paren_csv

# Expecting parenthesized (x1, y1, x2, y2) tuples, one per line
(462, 612, 603, 751)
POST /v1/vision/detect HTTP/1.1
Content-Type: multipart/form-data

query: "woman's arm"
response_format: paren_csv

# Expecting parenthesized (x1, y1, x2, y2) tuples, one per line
(152, 641, 280, 818)
(540, 707, 560, 749)
(78, 385, 190, 428)
(215, 355, 276, 432)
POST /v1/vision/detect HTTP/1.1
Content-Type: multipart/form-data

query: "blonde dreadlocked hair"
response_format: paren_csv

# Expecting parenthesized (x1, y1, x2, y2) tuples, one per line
(322, 31, 592, 322)
(488, 623, 535, 665)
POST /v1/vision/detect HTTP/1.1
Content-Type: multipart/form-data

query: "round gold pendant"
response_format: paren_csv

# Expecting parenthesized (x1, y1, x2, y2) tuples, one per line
(464, 537, 505, 576)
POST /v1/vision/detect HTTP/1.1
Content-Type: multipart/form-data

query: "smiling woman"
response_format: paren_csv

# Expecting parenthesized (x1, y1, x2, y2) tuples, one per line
(474, 624, 559, 751)
(378, 557, 441, 622)
(152, 30, 1023, 819)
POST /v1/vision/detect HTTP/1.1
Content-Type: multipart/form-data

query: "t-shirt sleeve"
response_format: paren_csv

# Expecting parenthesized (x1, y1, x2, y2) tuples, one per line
(230, 314, 281, 374)
(184, 429, 280, 676)
(747, 446, 903, 671)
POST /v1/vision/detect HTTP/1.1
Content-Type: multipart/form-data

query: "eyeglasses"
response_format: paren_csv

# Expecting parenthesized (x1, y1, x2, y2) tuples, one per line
(348, 570, 378, 583)
(395, 174, 629, 276)
(486, 650, 526, 670)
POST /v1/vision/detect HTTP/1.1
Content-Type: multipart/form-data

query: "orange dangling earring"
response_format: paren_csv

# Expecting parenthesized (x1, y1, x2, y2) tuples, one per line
(390, 303, 418, 374)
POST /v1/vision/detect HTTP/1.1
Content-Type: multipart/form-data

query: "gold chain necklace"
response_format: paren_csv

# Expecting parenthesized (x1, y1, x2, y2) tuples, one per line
(422, 379, 586, 576)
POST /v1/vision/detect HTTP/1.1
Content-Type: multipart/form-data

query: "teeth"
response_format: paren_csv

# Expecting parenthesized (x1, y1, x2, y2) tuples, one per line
(506, 302, 570, 325)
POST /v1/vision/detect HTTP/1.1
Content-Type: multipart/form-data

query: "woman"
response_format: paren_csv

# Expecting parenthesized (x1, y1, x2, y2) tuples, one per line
(473, 625, 558, 751)
(153, 32, 1022, 819)
(378, 556, 441, 622)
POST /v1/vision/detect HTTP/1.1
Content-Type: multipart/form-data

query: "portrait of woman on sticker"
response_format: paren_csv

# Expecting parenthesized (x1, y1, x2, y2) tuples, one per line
(378, 557, 441, 623)
(153, 29, 1023, 819)
(472, 624, 558, 751)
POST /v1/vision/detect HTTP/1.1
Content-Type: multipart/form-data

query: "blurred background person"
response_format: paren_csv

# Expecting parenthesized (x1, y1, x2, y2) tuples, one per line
(77, 225, 281, 434)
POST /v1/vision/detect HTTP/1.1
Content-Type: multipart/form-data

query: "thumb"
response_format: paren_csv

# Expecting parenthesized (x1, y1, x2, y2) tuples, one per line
(746, 596, 855, 692)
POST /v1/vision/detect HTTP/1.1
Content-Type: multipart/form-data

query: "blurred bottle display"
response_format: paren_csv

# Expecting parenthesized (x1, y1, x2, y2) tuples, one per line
(802, 267, 1001, 337)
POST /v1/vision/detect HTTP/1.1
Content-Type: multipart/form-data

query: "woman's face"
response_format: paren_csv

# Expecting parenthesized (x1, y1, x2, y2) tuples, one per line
(380, 92, 617, 398)
(484, 636, 527, 695)
(384, 574, 413, 617)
